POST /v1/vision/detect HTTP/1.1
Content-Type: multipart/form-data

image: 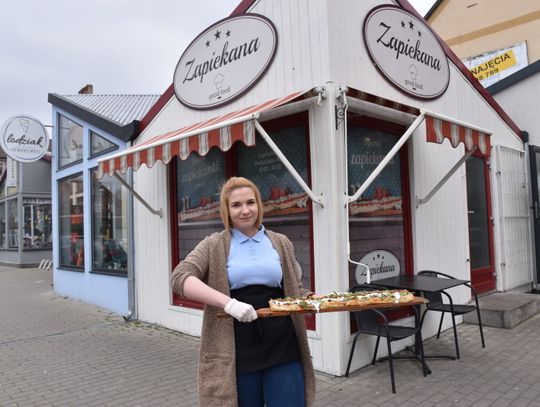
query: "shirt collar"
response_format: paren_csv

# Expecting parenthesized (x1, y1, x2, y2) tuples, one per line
(232, 225, 266, 243)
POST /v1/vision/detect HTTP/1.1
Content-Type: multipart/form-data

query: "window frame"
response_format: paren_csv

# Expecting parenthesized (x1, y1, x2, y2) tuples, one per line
(57, 172, 85, 271)
(89, 130, 120, 159)
(89, 168, 129, 277)
(57, 113, 84, 170)
(169, 112, 315, 328)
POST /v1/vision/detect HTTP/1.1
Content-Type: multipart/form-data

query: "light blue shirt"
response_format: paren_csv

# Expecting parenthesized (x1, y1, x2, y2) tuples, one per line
(227, 225, 283, 290)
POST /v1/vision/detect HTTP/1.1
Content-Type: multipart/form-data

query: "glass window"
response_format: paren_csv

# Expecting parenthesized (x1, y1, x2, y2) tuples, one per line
(236, 123, 311, 289)
(174, 113, 313, 299)
(90, 131, 118, 157)
(0, 202, 5, 249)
(466, 156, 490, 269)
(22, 198, 52, 250)
(8, 199, 18, 249)
(59, 174, 84, 268)
(347, 120, 409, 288)
(91, 170, 128, 275)
(58, 114, 83, 168)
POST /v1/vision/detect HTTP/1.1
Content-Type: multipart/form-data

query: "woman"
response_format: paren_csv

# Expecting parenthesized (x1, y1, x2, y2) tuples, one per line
(171, 177, 315, 407)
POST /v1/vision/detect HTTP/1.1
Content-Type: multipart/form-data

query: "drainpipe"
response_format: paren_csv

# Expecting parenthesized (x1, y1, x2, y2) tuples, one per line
(124, 166, 136, 321)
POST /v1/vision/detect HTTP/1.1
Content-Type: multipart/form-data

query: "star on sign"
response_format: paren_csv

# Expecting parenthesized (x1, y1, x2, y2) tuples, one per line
(214, 30, 221, 40)
(418, 30, 422, 37)
(409, 20, 414, 29)
(226, 30, 231, 37)
(205, 40, 210, 47)
(401, 21, 405, 28)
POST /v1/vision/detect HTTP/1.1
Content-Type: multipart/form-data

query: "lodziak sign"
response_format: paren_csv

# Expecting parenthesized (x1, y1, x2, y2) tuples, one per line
(173, 14, 278, 110)
(363, 5, 450, 99)
(0, 115, 49, 163)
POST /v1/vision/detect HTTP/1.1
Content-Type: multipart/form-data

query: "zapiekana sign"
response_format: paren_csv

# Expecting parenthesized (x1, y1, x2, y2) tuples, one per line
(355, 249, 401, 284)
(174, 14, 278, 110)
(0, 115, 49, 162)
(364, 5, 450, 99)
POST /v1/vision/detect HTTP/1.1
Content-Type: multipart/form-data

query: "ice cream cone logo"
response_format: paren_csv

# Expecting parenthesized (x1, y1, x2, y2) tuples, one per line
(19, 118, 30, 133)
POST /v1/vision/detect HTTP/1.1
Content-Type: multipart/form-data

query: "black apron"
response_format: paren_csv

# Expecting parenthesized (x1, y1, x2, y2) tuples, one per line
(230, 285, 301, 374)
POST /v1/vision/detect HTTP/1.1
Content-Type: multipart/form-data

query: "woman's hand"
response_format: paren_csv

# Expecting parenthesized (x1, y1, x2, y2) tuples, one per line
(224, 299, 258, 322)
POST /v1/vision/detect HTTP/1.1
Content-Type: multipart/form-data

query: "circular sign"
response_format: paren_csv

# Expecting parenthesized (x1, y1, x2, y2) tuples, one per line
(363, 5, 450, 99)
(354, 249, 401, 284)
(173, 14, 278, 110)
(0, 115, 49, 162)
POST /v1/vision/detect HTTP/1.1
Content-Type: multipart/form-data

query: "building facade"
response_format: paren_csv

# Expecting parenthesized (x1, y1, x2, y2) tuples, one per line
(0, 154, 52, 267)
(95, 0, 531, 375)
(48, 90, 159, 315)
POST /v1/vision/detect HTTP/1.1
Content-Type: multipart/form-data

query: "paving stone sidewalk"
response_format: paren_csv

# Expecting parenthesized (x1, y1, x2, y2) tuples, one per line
(1, 267, 540, 406)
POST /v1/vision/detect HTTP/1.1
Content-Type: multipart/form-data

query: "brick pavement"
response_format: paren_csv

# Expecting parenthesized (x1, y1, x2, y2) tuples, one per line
(1, 266, 540, 406)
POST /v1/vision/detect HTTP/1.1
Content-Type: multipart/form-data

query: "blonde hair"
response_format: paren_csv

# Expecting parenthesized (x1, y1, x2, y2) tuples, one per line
(219, 177, 263, 231)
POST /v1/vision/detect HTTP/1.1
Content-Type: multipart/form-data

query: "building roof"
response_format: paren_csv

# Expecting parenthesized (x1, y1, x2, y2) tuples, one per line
(487, 59, 540, 95)
(48, 93, 160, 141)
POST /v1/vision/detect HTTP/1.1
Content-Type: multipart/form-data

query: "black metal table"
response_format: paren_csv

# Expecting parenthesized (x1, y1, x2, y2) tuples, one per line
(374, 275, 469, 294)
(373, 274, 470, 372)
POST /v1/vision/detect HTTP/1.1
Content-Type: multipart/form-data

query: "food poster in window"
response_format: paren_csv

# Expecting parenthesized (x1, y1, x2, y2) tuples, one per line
(177, 148, 225, 223)
(237, 126, 309, 217)
(348, 127, 402, 217)
(347, 126, 406, 287)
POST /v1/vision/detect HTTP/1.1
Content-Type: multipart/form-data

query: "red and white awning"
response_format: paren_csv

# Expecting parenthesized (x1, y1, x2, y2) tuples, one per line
(425, 113, 491, 156)
(97, 90, 309, 178)
(344, 87, 492, 157)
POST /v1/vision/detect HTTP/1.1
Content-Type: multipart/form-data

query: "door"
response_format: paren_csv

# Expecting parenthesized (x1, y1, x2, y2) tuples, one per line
(529, 146, 540, 285)
(466, 155, 496, 293)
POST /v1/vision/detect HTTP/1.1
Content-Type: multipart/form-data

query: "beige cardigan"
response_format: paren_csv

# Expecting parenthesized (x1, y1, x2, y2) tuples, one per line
(171, 229, 315, 407)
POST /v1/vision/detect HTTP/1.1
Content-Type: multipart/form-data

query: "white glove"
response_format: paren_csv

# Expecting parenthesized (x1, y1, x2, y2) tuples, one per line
(224, 298, 258, 322)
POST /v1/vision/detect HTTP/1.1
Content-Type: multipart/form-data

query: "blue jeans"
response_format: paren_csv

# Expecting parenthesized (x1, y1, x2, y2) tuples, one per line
(237, 361, 305, 407)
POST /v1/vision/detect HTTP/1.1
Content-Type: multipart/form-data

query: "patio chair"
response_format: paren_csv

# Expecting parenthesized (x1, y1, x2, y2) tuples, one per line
(418, 270, 486, 359)
(345, 285, 427, 393)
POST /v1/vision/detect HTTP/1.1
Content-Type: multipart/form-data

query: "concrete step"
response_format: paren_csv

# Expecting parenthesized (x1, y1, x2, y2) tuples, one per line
(463, 293, 540, 329)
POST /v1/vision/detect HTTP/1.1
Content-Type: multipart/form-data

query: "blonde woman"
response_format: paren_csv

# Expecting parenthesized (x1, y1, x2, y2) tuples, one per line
(171, 177, 315, 407)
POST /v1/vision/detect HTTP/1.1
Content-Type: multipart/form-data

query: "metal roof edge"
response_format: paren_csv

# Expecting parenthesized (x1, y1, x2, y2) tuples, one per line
(487, 59, 540, 95)
(48, 93, 139, 142)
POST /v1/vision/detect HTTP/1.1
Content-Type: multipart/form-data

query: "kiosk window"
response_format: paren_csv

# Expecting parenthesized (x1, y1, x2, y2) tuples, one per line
(347, 120, 411, 288)
(91, 170, 129, 275)
(172, 113, 313, 305)
(58, 114, 83, 168)
(59, 173, 84, 269)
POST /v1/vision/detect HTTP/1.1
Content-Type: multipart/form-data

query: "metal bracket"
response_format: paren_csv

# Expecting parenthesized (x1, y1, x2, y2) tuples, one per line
(416, 146, 477, 208)
(335, 105, 346, 130)
(113, 173, 162, 218)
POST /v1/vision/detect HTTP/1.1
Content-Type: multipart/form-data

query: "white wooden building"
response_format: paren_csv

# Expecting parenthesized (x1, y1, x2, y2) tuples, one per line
(97, 0, 532, 375)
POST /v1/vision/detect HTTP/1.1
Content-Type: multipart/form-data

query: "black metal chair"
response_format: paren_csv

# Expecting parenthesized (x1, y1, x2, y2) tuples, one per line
(345, 285, 427, 393)
(418, 270, 485, 359)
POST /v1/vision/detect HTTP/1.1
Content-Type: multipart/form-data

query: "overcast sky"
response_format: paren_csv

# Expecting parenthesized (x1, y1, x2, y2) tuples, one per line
(0, 0, 434, 129)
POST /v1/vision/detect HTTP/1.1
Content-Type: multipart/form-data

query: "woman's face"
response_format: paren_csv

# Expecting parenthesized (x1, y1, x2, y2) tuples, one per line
(228, 187, 259, 237)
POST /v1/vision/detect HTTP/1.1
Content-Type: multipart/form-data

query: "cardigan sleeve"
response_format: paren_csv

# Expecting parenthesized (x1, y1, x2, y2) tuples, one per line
(282, 234, 313, 298)
(170, 235, 212, 299)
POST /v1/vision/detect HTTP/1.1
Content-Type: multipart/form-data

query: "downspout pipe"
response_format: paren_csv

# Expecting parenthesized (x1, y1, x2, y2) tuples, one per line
(124, 167, 136, 321)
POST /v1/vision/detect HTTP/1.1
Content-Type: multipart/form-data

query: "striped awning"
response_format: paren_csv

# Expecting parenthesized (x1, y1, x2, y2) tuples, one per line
(344, 87, 491, 157)
(425, 114, 491, 156)
(97, 90, 309, 178)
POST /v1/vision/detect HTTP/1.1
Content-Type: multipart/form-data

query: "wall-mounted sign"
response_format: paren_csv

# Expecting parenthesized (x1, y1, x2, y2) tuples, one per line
(355, 249, 401, 284)
(173, 14, 278, 110)
(363, 5, 450, 99)
(462, 42, 528, 88)
(0, 115, 49, 162)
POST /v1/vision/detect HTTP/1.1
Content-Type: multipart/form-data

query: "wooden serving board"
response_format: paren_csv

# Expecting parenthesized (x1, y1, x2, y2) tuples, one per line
(217, 296, 428, 318)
